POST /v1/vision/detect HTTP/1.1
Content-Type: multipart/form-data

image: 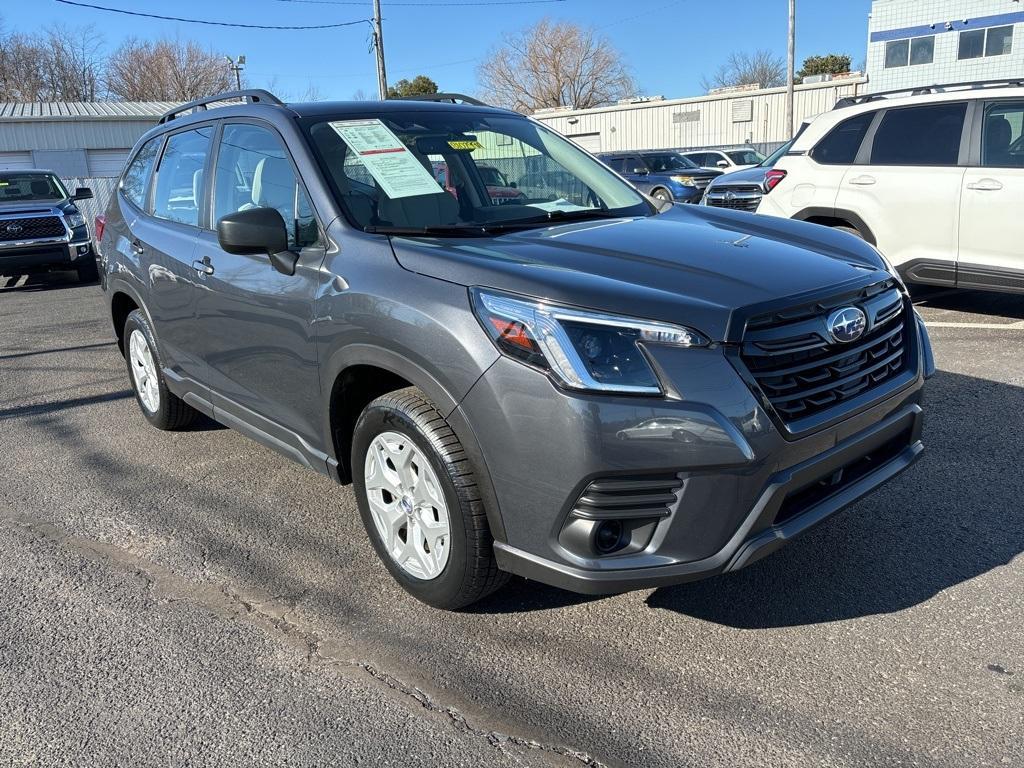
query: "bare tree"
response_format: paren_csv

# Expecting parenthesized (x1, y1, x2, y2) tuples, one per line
(107, 37, 233, 101)
(43, 24, 104, 100)
(0, 23, 103, 100)
(478, 19, 635, 113)
(351, 88, 371, 101)
(701, 50, 787, 92)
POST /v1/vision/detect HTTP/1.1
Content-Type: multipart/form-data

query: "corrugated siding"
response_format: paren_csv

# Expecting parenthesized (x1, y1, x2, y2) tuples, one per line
(87, 149, 131, 177)
(0, 119, 158, 153)
(0, 101, 176, 119)
(534, 79, 867, 152)
(0, 152, 34, 170)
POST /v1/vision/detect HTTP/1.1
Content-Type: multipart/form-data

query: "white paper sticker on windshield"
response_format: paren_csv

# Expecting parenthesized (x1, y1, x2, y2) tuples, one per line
(328, 119, 443, 200)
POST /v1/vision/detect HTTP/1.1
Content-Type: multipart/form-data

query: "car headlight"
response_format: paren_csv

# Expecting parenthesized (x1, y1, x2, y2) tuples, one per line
(670, 175, 696, 187)
(472, 289, 709, 394)
(65, 212, 86, 229)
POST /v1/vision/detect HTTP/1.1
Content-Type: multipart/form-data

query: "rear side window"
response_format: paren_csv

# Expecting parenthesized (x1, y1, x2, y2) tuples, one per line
(811, 112, 873, 165)
(870, 103, 966, 166)
(153, 127, 213, 227)
(121, 136, 161, 210)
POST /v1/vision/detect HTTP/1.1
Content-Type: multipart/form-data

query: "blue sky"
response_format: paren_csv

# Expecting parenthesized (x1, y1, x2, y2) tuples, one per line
(5, 0, 873, 100)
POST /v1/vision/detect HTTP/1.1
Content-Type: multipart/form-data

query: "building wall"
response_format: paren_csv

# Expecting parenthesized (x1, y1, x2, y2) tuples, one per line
(0, 106, 167, 218)
(532, 78, 867, 154)
(866, 0, 1024, 93)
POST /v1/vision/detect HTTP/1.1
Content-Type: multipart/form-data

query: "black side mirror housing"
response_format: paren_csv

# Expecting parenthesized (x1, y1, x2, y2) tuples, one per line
(217, 207, 298, 276)
(73, 187, 93, 201)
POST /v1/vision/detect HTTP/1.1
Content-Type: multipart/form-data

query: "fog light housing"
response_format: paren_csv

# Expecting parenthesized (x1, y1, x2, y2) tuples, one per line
(594, 520, 625, 554)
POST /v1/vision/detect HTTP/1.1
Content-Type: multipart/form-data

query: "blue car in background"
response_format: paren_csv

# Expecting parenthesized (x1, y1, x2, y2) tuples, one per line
(597, 151, 721, 203)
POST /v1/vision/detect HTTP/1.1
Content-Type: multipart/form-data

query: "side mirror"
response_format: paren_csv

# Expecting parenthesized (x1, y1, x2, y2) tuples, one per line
(509, 181, 517, 189)
(217, 207, 297, 276)
(73, 187, 93, 200)
(716, 160, 730, 169)
(632, 167, 649, 175)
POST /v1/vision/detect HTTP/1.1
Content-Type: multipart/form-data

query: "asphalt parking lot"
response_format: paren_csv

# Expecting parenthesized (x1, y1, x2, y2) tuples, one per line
(1, 272, 1021, 768)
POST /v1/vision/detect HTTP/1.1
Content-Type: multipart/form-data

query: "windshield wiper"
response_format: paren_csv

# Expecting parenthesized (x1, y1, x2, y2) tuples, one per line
(363, 210, 629, 239)
(363, 224, 492, 237)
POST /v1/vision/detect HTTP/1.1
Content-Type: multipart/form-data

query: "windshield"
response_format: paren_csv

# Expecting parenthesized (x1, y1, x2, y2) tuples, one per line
(306, 111, 651, 234)
(0, 172, 68, 202)
(641, 153, 699, 172)
(726, 150, 765, 166)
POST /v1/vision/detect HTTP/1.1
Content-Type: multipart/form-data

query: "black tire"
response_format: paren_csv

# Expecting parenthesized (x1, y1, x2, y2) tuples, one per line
(832, 224, 864, 240)
(122, 309, 198, 431)
(76, 254, 99, 283)
(651, 187, 673, 202)
(352, 387, 508, 609)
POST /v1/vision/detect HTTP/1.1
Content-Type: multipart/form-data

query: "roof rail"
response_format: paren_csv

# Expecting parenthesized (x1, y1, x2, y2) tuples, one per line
(158, 89, 284, 124)
(394, 93, 490, 107)
(834, 78, 1024, 109)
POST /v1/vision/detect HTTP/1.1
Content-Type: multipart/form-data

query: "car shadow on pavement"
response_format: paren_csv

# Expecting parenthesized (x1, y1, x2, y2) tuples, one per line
(646, 369, 1024, 627)
(910, 286, 1024, 320)
(0, 271, 94, 292)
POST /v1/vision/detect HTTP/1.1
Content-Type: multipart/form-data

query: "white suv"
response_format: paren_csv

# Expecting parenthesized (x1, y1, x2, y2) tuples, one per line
(757, 81, 1024, 294)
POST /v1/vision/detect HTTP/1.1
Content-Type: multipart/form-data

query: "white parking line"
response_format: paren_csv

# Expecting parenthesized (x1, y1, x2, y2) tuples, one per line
(924, 320, 1024, 329)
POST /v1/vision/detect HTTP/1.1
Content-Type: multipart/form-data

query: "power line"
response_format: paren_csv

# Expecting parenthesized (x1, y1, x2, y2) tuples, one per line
(54, 0, 371, 29)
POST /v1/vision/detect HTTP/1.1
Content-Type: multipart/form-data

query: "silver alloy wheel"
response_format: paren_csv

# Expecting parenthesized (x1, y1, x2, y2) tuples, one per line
(364, 431, 451, 581)
(128, 329, 160, 413)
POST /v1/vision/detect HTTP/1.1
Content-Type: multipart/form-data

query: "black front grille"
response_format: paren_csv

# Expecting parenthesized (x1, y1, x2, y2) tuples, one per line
(570, 474, 683, 521)
(0, 216, 66, 242)
(740, 280, 910, 424)
(706, 185, 762, 212)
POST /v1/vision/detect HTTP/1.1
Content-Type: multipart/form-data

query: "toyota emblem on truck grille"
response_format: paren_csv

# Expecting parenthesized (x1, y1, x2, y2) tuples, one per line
(827, 307, 867, 344)
(5, 223, 23, 234)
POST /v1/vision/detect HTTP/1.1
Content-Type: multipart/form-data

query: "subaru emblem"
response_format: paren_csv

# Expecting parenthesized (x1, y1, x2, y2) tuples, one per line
(826, 307, 867, 344)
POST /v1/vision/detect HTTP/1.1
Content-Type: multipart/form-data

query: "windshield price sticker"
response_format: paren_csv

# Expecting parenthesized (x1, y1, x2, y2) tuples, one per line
(328, 119, 443, 199)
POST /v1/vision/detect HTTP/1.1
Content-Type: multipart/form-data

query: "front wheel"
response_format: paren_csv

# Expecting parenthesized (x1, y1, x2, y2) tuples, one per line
(122, 309, 198, 430)
(352, 387, 508, 609)
(651, 188, 673, 202)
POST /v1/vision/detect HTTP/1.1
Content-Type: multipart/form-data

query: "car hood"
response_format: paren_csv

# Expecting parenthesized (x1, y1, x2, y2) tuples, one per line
(388, 204, 890, 342)
(0, 198, 71, 213)
(706, 165, 770, 189)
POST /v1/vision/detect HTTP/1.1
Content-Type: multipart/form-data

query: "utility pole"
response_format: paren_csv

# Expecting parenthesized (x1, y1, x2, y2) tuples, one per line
(785, 0, 796, 137)
(373, 0, 388, 99)
(227, 54, 246, 90)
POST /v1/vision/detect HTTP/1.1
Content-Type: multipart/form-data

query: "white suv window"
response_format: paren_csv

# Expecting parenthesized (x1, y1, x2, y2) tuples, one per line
(869, 103, 966, 166)
(982, 102, 1024, 168)
(810, 112, 873, 165)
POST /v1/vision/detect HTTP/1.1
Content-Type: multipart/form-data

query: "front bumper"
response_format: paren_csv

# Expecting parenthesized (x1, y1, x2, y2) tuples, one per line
(458, 320, 930, 595)
(0, 240, 93, 274)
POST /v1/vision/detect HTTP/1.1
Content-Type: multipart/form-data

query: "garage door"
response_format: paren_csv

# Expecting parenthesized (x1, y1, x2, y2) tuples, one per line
(87, 149, 131, 177)
(569, 133, 601, 153)
(0, 152, 34, 170)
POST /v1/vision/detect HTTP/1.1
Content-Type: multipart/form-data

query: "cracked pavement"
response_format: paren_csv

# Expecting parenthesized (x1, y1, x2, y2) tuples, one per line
(0, 273, 1022, 767)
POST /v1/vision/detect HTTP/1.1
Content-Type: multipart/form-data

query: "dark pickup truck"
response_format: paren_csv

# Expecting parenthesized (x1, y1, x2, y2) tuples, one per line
(0, 170, 97, 283)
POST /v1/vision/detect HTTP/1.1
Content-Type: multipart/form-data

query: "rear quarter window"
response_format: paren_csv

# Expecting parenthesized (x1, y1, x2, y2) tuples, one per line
(810, 112, 874, 165)
(121, 136, 162, 210)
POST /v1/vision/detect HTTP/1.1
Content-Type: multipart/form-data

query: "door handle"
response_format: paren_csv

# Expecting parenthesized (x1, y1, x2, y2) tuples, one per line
(966, 178, 1003, 191)
(130, 239, 145, 255)
(849, 175, 876, 186)
(191, 258, 215, 276)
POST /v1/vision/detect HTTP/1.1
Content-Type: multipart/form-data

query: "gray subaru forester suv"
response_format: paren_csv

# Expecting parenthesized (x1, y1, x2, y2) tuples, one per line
(98, 90, 933, 609)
